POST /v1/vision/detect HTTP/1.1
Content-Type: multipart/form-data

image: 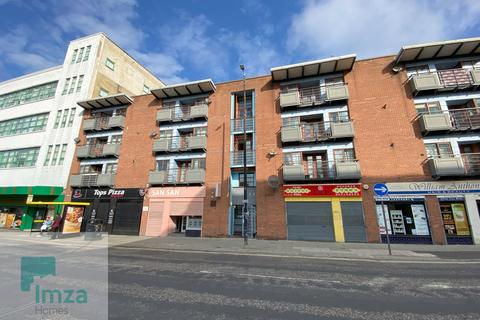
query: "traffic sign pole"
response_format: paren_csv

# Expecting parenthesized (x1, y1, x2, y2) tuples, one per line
(380, 200, 392, 256)
(373, 183, 392, 256)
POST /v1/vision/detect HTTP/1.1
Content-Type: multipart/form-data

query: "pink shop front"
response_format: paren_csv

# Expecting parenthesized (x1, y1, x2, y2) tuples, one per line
(143, 186, 205, 237)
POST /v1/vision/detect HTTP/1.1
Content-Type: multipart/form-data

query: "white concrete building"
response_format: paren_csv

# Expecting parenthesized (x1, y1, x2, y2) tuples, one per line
(0, 33, 163, 225)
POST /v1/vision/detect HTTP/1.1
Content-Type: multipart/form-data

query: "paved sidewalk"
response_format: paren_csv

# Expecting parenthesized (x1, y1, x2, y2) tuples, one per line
(2, 230, 480, 262)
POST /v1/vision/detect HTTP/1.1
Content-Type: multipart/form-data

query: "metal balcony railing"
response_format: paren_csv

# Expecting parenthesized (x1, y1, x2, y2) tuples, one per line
(418, 108, 480, 133)
(77, 143, 121, 158)
(409, 68, 480, 94)
(83, 115, 125, 131)
(283, 159, 361, 181)
(70, 173, 116, 187)
(149, 167, 206, 185)
(462, 153, 480, 175)
(157, 103, 208, 123)
(230, 150, 255, 167)
(231, 118, 254, 133)
(281, 120, 354, 143)
(279, 83, 349, 108)
(152, 135, 207, 152)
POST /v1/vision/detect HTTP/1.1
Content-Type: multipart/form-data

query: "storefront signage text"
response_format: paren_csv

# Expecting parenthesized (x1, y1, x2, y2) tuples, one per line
(386, 181, 480, 195)
(93, 189, 125, 198)
(283, 184, 362, 197)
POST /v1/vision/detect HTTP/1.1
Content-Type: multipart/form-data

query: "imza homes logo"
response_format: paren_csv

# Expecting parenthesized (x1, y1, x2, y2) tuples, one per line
(21, 256, 87, 316)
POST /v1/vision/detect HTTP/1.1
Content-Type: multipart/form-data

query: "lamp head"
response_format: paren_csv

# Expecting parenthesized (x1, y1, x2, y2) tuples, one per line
(239, 64, 245, 71)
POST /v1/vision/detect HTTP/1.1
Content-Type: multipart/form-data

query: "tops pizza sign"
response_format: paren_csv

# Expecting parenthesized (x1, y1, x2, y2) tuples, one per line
(283, 184, 362, 197)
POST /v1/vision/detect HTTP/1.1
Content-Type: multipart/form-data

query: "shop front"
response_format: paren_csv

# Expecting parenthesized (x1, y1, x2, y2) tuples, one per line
(144, 186, 205, 237)
(283, 184, 366, 242)
(71, 188, 145, 235)
(375, 181, 480, 245)
(0, 186, 64, 231)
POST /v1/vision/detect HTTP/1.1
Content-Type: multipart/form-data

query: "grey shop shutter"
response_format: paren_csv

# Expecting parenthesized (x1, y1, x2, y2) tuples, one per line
(286, 202, 334, 241)
(341, 201, 366, 242)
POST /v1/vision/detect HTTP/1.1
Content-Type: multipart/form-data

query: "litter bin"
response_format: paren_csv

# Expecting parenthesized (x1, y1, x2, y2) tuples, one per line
(84, 219, 103, 240)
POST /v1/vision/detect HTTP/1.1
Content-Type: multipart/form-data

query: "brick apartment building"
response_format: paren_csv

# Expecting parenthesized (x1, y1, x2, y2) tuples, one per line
(66, 37, 480, 245)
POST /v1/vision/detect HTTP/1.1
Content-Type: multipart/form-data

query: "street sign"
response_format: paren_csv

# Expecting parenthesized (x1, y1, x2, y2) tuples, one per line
(373, 183, 389, 196)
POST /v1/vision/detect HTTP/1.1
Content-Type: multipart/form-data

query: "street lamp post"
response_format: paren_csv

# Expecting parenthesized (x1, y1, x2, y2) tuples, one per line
(240, 64, 248, 246)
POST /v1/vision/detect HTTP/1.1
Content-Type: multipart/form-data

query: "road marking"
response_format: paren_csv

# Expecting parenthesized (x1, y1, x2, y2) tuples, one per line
(199, 270, 342, 284)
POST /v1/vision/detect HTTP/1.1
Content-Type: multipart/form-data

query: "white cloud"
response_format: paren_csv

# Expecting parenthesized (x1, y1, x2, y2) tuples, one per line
(288, 0, 480, 59)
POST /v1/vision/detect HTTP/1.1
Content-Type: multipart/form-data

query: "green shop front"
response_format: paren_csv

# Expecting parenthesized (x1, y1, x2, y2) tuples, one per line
(0, 186, 64, 231)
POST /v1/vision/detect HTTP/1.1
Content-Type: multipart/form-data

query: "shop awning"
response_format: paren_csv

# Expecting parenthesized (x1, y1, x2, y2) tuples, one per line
(26, 201, 90, 206)
(394, 37, 480, 66)
(271, 54, 356, 81)
(77, 93, 133, 110)
(151, 79, 216, 99)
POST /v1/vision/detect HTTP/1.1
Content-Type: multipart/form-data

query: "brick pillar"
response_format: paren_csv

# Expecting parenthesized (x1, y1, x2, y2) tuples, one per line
(425, 195, 446, 245)
(362, 189, 381, 243)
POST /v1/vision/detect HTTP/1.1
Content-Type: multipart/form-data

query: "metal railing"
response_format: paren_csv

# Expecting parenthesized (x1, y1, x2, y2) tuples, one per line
(282, 120, 349, 141)
(150, 167, 205, 184)
(436, 68, 475, 88)
(230, 150, 255, 167)
(462, 153, 480, 175)
(78, 143, 105, 157)
(158, 103, 208, 122)
(421, 108, 480, 130)
(231, 118, 254, 132)
(153, 135, 207, 152)
(280, 82, 347, 106)
(283, 158, 360, 180)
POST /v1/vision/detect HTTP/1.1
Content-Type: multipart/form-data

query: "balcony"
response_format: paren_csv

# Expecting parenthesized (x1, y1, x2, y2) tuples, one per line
(419, 108, 480, 134)
(281, 121, 354, 143)
(409, 68, 480, 95)
(76, 143, 120, 158)
(152, 135, 207, 153)
(279, 83, 349, 108)
(156, 104, 208, 123)
(83, 115, 125, 131)
(428, 153, 480, 177)
(70, 174, 116, 187)
(231, 118, 255, 133)
(283, 160, 361, 182)
(148, 168, 205, 185)
(230, 150, 255, 167)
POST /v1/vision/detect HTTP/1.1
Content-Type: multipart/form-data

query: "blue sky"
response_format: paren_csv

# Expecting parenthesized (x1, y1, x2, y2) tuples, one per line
(1, 0, 480, 84)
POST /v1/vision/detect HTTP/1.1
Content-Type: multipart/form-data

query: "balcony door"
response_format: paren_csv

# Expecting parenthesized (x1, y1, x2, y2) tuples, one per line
(303, 153, 327, 179)
(176, 161, 190, 183)
(460, 144, 480, 175)
(302, 117, 325, 141)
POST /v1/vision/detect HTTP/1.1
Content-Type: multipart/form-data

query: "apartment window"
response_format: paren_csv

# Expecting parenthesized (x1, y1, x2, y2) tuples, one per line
(110, 135, 122, 144)
(67, 108, 76, 127)
(193, 127, 207, 136)
(0, 113, 49, 137)
(50, 145, 61, 166)
(76, 75, 84, 93)
(83, 46, 91, 61)
(105, 58, 115, 71)
(143, 85, 150, 94)
(60, 109, 69, 128)
(58, 144, 67, 165)
(282, 117, 300, 127)
(325, 77, 345, 86)
(407, 65, 430, 75)
(105, 163, 118, 174)
(234, 92, 253, 118)
(333, 149, 355, 162)
(99, 88, 109, 97)
(238, 173, 255, 187)
(71, 49, 78, 64)
(191, 158, 206, 169)
(76, 47, 85, 63)
(0, 147, 40, 168)
(53, 110, 62, 128)
(68, 77, 77, 94)
(415, 102, 442, 114)
(80, 165, 101, 174)
(44, 145, 53, 166)
(329, 111, 349, 122)
(0, 81, 57, 110)
(156, 160, 169, 171)
(425, 143, 454, 158)
(62, 78, 70, 95)
(284, 153, 302, 166)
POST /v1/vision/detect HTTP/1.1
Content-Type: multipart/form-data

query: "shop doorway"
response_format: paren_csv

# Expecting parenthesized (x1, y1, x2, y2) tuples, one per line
(173, 216, 187, 233)
(112, 199, 143, 235)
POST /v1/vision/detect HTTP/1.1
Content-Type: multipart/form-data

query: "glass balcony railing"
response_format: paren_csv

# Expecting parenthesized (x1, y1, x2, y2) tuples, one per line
(281, 120, 354, 143)
(428, 153, 480, 177)
(231, 118, 254, 133)
(148, 168, 205, 185)
(409, 68, 480, 94)
(283, 159, 361, 181)
(418, 108, 480, 133)
(230, 150, 255, 167)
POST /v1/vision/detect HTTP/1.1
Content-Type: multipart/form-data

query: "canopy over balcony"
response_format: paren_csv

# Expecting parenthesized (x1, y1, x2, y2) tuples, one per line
(394, 37, 480, 66)
(270, 54, 356, 81)
(77, 93, 133, 110)
(151, 79, 216, 99)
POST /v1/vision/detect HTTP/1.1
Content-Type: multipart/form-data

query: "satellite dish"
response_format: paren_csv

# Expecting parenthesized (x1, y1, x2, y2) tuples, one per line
(267, 175, 280, 189)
